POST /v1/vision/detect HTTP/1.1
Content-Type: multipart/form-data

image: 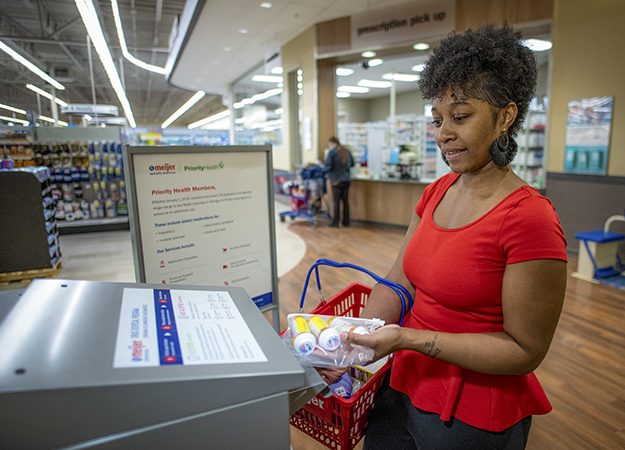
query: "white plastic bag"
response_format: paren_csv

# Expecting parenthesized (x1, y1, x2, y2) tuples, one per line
(282, 314, 384, 368)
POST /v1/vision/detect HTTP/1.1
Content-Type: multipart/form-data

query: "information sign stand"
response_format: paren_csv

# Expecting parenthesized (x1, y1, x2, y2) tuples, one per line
(124, 145, 280, 329)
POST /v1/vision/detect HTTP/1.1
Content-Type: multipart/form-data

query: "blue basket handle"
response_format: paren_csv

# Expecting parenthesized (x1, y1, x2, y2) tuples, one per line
(298, 258, 413, 326)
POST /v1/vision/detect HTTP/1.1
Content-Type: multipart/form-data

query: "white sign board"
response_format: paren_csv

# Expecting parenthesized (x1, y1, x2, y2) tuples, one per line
(61, 103, 119, 116)
(125, 146, 278, 313)
(351, 0, 454, 51)
(113, 287, 267, 368)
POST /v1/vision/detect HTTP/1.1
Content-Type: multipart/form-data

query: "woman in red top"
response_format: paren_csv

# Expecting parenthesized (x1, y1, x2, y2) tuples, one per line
(344, 25, 568, 449)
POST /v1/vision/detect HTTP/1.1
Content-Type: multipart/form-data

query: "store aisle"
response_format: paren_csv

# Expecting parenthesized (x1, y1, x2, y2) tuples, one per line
(57, 201, 306, 282)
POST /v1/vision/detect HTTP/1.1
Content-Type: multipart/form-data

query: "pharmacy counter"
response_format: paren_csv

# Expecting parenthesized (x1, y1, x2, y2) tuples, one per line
(347, 178, 430, 226)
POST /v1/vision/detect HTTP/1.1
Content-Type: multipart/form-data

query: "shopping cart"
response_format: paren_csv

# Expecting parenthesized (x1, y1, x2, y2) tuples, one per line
(278, 164, 331, 227)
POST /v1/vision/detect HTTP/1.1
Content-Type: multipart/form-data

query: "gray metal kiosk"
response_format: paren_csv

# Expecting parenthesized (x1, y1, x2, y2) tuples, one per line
(0, 280, 323, 449)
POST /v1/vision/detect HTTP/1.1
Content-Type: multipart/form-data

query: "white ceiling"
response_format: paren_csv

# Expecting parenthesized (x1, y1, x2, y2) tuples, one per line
(168, 0, 412, 96)
(0, 0, 553, 127)
(336, 53, 429, 99)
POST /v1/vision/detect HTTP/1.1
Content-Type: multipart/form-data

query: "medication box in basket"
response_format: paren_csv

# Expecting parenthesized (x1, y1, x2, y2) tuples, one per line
(350, 356, 390, 383)
(289, 283, 391, 450)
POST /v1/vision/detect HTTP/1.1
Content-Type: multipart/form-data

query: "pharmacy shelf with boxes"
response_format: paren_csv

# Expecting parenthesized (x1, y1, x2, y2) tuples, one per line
(338, 115, 446, 182)
(512, 110, 547, 189)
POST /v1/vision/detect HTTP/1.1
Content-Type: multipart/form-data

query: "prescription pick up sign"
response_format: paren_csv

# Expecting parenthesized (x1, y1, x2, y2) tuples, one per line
(127, 146, 276, 310)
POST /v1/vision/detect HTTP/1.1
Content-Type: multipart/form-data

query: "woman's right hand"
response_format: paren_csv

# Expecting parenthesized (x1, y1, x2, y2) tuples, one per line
(316, 367, 347, 385)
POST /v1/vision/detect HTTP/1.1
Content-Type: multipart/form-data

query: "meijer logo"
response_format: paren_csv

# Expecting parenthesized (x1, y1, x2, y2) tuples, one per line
(309, 397, 325, 409)
(148, 163, 176, 175)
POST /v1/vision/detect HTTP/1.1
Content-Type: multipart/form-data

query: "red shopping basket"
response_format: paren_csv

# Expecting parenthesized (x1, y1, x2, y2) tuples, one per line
(288, 282, 391, 450)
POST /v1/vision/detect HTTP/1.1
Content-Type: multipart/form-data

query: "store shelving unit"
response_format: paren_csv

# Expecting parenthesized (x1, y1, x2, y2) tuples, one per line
(0, 167, 61, 277)
(392, 115, 423, 147)
(422, 120, 439, 181)
(386, 115, 425, 180)
(2, 126, 130, 233)
(0, 126, 35, 168)
(28, 127, 130, 233)
(513, 110, 547, 189)
(30, 140, 129, 231)
(338, 123, 368, 166)
(340, 117, 444, 181)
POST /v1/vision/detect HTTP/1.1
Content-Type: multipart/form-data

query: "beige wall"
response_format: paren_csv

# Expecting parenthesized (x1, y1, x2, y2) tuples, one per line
(339, 90, 427, 123)
(337, 98, 369, 123)
(547, 0, 625, 175)
(281, 26, 318, 169)
(369, 90, 427, 122)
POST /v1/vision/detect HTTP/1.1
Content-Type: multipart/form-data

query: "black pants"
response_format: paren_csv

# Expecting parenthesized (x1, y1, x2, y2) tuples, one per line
(364, 378, 532, 450)
(331, 181, 350, 226)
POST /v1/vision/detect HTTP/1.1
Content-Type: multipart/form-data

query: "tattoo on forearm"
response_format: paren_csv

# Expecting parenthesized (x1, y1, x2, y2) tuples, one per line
(424, 333, 441, 358)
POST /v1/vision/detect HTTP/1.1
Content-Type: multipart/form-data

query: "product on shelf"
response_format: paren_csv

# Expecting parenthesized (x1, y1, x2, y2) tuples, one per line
(0, 126, 35, 168)
(33, 140, 128, 222)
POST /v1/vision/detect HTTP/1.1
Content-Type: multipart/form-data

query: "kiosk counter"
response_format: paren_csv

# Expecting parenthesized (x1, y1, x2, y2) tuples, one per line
(0, 280, 319, 449)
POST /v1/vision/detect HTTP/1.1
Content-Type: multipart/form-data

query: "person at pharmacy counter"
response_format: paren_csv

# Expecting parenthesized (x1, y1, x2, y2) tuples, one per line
(324, 136, 354, 227)
(345, 25, 568, 449)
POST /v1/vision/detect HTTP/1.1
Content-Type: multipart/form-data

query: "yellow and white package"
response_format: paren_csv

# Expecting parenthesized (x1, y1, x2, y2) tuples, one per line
(282, 314, 384, 368)
(349, 356, 390, 382)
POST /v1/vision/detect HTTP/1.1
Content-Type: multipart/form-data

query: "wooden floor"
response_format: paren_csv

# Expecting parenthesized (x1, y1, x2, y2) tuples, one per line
(279, 221, 625, 450)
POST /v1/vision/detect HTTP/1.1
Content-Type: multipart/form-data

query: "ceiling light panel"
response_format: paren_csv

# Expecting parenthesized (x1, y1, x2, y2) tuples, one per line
(412, 63, 426, 72)
(413, 42, 430, 50)
(336, 92, 351, 98)
(75, 0, 137, 128)
(0, 103, 27, 115)
(188, 109, 231, 129)
(26, 84, 68, 107)
(522, 39, 552, 51)
(252, 75, 283, 83)
(38, 117, 69, 127)
(111, 0, 167, 74)
(233, 88, 282, 109)
(361, 51, 376, 58)
(367, 59, 383, 67)
(338, 86, 370, 94)
(336, 68, 354, 77)
(161, 91, 206, 129)
(0, 40, 65, 90)
(382, 73, 419, 82)
(0, 115, 29, 126)
(358, 79, 392, 88)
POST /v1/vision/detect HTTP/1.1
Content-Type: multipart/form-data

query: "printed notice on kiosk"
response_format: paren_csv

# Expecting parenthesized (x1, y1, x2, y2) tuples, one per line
(131, 151, 274, 309)
(113, 288, 267, 368)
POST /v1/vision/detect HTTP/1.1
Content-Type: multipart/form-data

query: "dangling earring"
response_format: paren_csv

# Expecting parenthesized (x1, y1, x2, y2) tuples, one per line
(489, 129, 517, 166)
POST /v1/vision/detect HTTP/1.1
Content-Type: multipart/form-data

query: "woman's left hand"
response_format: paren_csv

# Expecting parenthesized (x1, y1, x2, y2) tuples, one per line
(343, 324, 404, 362)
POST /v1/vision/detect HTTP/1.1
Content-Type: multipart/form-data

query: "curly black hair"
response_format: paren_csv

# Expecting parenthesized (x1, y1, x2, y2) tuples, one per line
(419, 25, 537, 138)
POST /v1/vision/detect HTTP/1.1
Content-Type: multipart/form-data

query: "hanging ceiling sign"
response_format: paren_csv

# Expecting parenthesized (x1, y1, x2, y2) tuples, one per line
(87, 117, 128, 126)
(61, 104, 119, 116)
(351, 0, 455, 51)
